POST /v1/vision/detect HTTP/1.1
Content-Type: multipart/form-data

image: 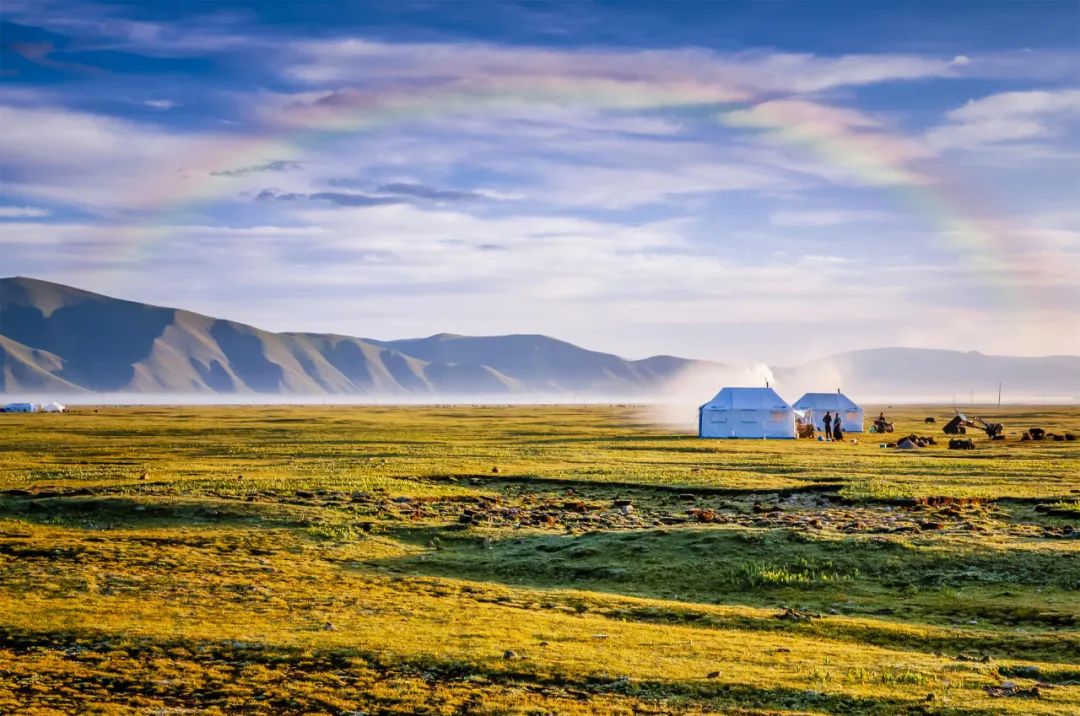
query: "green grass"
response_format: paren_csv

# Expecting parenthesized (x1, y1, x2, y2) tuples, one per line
(0, 404, 1078, 714)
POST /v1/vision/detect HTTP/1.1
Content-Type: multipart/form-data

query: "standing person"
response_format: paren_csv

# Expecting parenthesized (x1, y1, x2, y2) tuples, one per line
(833, 413, 844, 442)
(822, 411, 833, 442)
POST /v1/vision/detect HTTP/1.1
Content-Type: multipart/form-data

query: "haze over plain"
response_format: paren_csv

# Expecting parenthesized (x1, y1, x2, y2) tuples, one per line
(2, 276, 1077, 403)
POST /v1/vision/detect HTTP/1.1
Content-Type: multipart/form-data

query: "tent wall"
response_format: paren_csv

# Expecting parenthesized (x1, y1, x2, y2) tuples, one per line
(838, 409, 863, 433)
(792, 393, 864, 433)
(698, 387, 796, 439)
(802, 409, 863, 433)
(699, 407, 796, 438)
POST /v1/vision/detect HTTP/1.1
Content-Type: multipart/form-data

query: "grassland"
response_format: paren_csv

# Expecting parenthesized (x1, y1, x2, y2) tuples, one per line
(0, 403, 1078, 715)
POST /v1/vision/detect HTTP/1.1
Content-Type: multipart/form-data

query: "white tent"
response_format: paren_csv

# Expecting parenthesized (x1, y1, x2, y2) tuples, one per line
(699, 387, 796, 439)
(42, 402, 66, 413)
(2, 402, 36, 413)
(793, 392, 864, 433)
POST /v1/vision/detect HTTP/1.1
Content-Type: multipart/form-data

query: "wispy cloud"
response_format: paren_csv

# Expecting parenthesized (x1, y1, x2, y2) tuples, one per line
(0, 206, 51, 218)
(0, 103, 306, 211)
(211, 160, 304, 177)
(376, 182, 493, 203)
(4, 41, 103, 74)
(723, 100, 935, 186)
(3, 0, 259, 57)
(255, 189, 404, 208)
(770, 209, 896, 227)
(281, 39, 964, 96)
(143, 99, 178, 111)
(927, 88, 1080, 150)
(254, 181, 506, 207)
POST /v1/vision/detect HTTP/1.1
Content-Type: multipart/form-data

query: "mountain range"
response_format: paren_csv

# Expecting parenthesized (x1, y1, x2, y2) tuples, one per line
(2, 276, 1077, 400)
(0, 277, 709, 396)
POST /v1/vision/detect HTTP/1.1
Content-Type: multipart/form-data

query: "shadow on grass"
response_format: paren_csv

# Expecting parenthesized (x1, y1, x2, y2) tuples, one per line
(0, 626, 1016, 715)
(370, 526, 1080, 659)
(0, 494, 317, 530)
(423, 472, 843, 496)
(500, 432, 692, 445)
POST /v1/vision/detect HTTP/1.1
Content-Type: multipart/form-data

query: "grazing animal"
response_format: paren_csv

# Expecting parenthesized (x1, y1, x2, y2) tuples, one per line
(948, 438, 975, 450)
(1066, 433, 1077, 442)
(1028, 427, 1046, 440)
(924, 417, 936, 425)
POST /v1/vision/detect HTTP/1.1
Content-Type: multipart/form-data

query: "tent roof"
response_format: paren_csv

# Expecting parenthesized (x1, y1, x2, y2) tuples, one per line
(793, 392, 861, 411)
(701, 386, 792, 411)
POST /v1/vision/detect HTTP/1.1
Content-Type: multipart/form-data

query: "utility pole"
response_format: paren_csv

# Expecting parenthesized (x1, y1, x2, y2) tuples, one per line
(997, 382, 1002, 410)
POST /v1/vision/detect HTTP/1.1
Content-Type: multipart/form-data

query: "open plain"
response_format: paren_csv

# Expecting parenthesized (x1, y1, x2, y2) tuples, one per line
(1, 404, 1078, 715)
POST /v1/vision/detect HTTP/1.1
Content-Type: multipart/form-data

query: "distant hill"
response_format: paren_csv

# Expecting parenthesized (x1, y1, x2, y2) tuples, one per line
(774, 348, 1080, 402)
(0, 277, 715, 395)
(370, 334, 700, 393)
(2, 277, 1077, 399)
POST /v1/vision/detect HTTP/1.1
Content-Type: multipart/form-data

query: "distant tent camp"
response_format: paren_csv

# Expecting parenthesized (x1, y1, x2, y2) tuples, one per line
(2, 402, 36, 413)
(793, 392, 864, 433)
(699, 387, 796, 439)
(42, 402, 66, 413)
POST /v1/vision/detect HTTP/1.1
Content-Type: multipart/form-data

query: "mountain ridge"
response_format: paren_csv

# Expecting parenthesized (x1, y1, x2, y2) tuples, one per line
(2, 277, 1077, 399)
(1, 277, 717, 395)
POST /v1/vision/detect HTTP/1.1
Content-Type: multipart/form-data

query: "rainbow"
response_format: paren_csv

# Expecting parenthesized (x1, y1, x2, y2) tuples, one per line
(96, 77, 1037, 312)
(722, 99, 1028, 309)
(95, 76, 748, 263)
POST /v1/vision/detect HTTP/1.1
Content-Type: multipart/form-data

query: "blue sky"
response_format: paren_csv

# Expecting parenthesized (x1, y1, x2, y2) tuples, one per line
(1, 0, 1078, 362)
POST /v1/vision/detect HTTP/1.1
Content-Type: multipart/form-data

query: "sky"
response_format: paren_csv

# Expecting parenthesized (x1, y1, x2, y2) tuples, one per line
(1, 0, 1078, 363)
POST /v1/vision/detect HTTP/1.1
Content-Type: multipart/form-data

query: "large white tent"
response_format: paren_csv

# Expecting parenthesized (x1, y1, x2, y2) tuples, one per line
(698, 387, 796, 439)
(793, 392, 864, 433)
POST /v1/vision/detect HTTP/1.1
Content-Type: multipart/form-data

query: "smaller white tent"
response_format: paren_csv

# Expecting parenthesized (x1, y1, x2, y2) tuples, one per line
(699, 387, 796, 439)
(42, 402, 66, 413)
(793, 392, 864, 433)
(2, 402, 36, 413)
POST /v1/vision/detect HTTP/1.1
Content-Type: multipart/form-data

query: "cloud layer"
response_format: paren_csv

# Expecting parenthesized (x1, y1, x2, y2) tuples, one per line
(1, 0, 1077, 361)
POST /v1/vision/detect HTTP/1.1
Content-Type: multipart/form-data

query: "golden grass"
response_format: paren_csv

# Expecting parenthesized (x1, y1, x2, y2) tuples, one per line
(0, 404, 1077, 714)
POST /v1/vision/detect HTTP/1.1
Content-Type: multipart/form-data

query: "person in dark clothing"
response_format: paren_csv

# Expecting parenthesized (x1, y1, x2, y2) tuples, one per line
(833, 414, 844, 442)
(822, 412, 833, 441)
